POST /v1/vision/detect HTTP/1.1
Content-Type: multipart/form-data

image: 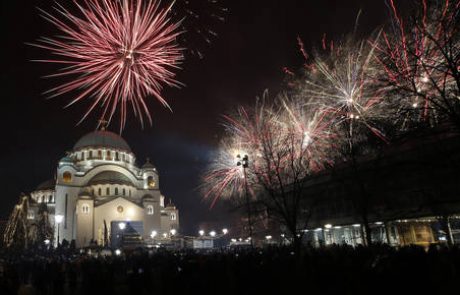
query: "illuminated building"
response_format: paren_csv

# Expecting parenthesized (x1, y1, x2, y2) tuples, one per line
(26, 129, 179, 248)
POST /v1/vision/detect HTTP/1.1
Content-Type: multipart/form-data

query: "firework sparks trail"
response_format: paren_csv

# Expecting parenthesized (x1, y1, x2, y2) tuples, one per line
(201, 93, 333, 207)
(32, 0, 183, 131)
(169, 0, 228, 59)
(296, 38, 389, 143)
(373, 0, 459, 128)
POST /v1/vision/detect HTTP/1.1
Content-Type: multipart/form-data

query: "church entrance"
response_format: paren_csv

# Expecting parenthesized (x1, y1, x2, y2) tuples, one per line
(111, 220, 144, 249)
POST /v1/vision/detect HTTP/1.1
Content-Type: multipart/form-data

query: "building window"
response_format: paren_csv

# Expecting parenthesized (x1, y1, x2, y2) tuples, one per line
(106, 187, 110, 195)
(98, 150, 102, 159)
(115, 187, 119, 195)
(129, 190, 132, 197)
(123, 188, 126, 196)
(115, 152, 120, 161)
(89, 151, 93, 159)
(106, 151, 111, 160)
(117, 206, 124, 213)
(171, 213, 176, 221)
(27, 210, 35, 220)
(63, 172, 72, 183)
(82, 204, 90, 214)
(147, 176, 156, 188)
(98, 188, 102, 196)
(122, 154, 125, 161)
(147, 205, 154, 215)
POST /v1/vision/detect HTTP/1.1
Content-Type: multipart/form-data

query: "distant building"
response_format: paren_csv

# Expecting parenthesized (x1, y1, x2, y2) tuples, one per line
(25, 129, 179, 248)
(299, 127, 460, 247)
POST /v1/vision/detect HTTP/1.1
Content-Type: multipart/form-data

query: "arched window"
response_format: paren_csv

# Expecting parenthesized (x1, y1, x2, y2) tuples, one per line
(27, 210, 35, 220)
(63, 172, 72, 183)
(106, 187, 110, 195)
(115, 187, 119, 195)
(147, 205, 154, 215)
(89, 151, 93, 159)
(106, 151, 111, 160)
(82, 204, 90, 214)
(123, 188, 126, 196)
(98, 188, 102, 196)
(98, 150, 102, 159)
(129, 190, 132, 197)
(170, 213, 176, 221)
(49, 195, 52, 203)
(147, 176, 156, 188)
(115, 152, 120, 161)
(122, 154, 125, 161)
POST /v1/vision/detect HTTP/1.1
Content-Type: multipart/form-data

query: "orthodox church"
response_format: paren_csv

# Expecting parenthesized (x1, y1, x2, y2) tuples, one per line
(27, 129, 179, 248)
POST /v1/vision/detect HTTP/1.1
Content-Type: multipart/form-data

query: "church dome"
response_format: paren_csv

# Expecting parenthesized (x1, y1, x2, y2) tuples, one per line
(36, 179, 55, 191)
(74, 130, 131, 152)
(88, 171, 133, 186)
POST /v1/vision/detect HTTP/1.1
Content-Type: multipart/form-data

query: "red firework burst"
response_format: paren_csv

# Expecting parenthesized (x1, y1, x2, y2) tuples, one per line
(32, 0, 183, 130)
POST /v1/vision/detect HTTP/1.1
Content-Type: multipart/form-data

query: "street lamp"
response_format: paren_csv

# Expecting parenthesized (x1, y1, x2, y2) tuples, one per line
(222, 228, 228, 235)
(237, 154, 253, 247)
(199, 230, 205, 236)
(55, 215, 64, 247)
(151, 230, 157, 239)
(209, 231, 216, 237)
(170, 229, 177, 236)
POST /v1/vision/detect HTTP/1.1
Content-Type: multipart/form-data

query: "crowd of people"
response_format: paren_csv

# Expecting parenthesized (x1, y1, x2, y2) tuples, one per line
(0, 243, 459, 295)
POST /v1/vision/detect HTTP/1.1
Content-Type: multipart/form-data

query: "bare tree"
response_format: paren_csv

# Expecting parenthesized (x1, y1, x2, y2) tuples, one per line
(374, 0, 460, 131)
(202, 93, 330, 250)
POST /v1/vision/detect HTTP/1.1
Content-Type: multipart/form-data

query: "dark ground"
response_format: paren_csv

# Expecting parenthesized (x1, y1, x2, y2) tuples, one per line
(1, 244, 459, 295)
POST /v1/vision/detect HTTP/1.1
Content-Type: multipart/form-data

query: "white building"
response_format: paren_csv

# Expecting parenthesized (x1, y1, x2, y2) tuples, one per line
(29, 129, 179, 248)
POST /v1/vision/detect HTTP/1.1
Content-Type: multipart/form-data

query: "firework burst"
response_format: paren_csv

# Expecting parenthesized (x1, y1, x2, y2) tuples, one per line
(201, 92, 333, 207)
(32, 0, 183, 131)
(296, 38, 389, 143)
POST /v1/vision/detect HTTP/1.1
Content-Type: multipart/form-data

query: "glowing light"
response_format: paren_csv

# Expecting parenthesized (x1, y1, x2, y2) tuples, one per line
(150, 230, 157, 238)
(222, 228, 228, 235)
(170, 229, 177, 236)
(265, 235, 272, 240)
(32, 0, 183, 130)
(115, 249, 122, 256)
(55, 215, 64, 224)
(118, 222, 126, 230)
(324, 224, 332, 229)
(209, 231, 216, 237)
(199, 230, 205, 236)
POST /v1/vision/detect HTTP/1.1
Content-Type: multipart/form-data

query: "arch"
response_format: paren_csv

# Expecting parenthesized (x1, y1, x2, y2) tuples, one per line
(82, 204, 90, 214)
(147, 205, 154, 215)
(63, 171, 72, 183)
(147, 176, 156, 188)
(83, 164, 141, 187)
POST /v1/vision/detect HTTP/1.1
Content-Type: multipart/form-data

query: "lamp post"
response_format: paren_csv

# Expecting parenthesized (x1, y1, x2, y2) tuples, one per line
(55, 215, 64, 247)
(237, 154, 253, 247)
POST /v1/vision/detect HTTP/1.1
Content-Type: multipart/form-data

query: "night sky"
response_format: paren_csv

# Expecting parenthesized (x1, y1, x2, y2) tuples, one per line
(1, 0, 401, 235)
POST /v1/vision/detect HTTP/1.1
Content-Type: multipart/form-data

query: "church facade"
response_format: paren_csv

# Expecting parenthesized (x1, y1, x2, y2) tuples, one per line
(28, 130, 179, 248)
